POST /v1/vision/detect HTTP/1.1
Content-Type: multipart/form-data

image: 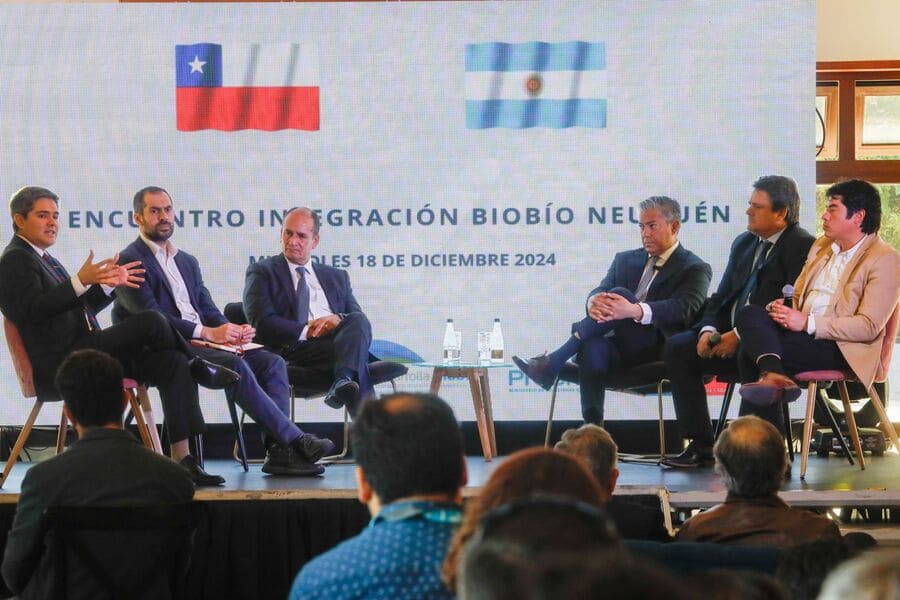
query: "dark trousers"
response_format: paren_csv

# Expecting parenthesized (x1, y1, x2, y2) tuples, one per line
(281, 312, 373, 413)
(572, 287, 663, 425)
(75, 310, 205, 442)
(734, 304, 848, 428)
(191, 346, 299, 446)
(662, 329, 740, 445)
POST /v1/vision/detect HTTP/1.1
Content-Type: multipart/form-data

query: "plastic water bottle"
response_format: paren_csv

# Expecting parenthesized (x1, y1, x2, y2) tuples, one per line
(442, 319, 457, 363)
(490, 318, 504, 363)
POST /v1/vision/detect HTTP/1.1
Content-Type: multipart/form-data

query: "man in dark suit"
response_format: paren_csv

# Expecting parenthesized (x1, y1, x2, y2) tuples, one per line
(244, 207, 374, 414)
(1, 349, 195, 597)
(0, 186, 234, 486)
(514, 196, 712, 425)
(114, 187, 334, 476)
(661, 175, 815, 468)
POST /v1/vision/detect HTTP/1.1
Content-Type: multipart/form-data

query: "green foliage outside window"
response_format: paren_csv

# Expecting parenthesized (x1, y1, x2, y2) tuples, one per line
(816, 184, 900, 251)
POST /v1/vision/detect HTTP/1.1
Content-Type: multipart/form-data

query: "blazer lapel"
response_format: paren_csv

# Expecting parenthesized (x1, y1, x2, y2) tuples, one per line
(13, 236, 65, 284)
(646, 245, 685, 298)
(796, 242, 833, 308)
(136, 239, 177, 307)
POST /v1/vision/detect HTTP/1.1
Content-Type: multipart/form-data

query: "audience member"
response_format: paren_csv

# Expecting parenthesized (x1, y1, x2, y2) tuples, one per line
(1, 350, 194, 597)
(442, 447, 605, 592)
(817, 549, 900, 600)
(289, 393, 466, 599)
(775, 537, 851, 600)
(513, 196, 711, 425)
(685, 570, 788, 600)
(676, 416, 840, 547)
(556, 424, 670, 540)
(459, 500, 684, 600)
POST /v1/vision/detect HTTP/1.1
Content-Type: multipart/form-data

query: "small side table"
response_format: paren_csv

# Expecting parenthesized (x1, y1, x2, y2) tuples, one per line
(411, 362, 511, 460)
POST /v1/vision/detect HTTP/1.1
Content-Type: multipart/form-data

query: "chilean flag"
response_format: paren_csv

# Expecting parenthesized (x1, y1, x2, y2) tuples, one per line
(175, 43, 319, 131)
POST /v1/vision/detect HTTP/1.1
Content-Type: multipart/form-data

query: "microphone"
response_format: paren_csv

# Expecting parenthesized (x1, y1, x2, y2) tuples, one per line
(782, 284, 794, 309)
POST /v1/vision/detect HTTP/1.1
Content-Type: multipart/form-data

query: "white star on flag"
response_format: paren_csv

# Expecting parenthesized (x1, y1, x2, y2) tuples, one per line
(188, 56, 206, 73)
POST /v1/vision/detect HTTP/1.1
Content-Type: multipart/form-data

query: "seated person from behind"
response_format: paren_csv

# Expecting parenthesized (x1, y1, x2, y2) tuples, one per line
(555, 424, 670, 541)
(289, 393, 467, 600)
(675, 416, 840, 547)
(514, 196, 711, 425)
(114, 187, 333, 477)
(1, 350, 194, 597)
(244, 207, 375, 415)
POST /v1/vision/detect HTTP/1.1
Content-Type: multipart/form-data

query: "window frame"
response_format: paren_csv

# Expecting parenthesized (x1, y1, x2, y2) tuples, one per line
(816, 61, 900, 184)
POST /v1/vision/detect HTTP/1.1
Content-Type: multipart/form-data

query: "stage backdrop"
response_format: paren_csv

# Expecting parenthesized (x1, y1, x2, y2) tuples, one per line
(0, 1, 814, 425)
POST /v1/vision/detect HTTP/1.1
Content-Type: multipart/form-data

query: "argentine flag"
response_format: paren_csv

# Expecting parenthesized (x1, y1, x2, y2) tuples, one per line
(465, 41, 606, 129)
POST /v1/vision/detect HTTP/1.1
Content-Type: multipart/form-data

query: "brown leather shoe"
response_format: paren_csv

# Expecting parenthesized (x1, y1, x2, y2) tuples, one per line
(512, 354, 558, 391)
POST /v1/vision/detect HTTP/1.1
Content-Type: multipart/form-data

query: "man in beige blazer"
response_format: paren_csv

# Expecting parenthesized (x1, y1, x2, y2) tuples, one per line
(734, 179, 900, 411)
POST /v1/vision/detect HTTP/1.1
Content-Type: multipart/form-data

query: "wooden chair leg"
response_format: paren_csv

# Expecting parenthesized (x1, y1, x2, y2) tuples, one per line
(137, 386, 163, 454)
(544, 377, 560, 448)
(837, 381, 866, 471)
(1, 400, 44, 488)
(56, 409, 68, 454)
(126, 389, 154, 451)
(867, 384, 900, 452)
(800, 382, 818, 479)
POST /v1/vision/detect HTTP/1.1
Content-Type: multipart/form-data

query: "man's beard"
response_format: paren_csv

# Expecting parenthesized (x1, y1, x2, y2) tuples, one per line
(144, 224, 173, 242)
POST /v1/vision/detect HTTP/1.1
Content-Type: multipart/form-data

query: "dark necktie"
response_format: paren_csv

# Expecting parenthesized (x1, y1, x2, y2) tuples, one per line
(732, 239, 773, 325)
(43, 252, 100, 331)
(295, 266, 310, 326)
(634, 256, 660, 302)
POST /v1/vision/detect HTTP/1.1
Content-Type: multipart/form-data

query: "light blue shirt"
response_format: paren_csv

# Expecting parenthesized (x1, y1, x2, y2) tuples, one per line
(289, 500, 461, 600)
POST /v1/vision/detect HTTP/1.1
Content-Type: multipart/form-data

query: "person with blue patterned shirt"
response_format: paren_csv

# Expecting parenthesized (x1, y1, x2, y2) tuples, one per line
(289, 393, 466, 599)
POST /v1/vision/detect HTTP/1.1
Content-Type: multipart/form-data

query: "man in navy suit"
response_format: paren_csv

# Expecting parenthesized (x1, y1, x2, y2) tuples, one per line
(114, 187, 334, 477)
(244, 207, 374, 415)
(661, 175, 815, 468)
(514, 196, 712, 425)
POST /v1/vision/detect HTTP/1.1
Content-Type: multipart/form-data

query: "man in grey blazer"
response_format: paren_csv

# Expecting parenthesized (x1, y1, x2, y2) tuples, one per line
(1, 350, 195, 597)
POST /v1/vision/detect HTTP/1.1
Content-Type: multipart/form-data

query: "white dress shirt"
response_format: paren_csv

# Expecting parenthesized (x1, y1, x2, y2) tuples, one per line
(803, 235, 866, 335)
(140, 235, 203, 338)
(286, 257, 334, 341)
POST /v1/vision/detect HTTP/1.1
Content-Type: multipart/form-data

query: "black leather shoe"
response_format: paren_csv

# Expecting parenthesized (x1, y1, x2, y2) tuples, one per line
(661, 441, 714, 469)
(324, 378, 359, 409)
(179, 455, 226, 486)
(189, 358, 240, 390)
(262, 445, 325, 476)
(293, 434, 336, 463)
(512, 354, 558, 391)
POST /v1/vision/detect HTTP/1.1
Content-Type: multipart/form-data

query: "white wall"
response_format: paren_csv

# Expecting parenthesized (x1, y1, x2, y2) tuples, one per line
(818, 0, 900, 61)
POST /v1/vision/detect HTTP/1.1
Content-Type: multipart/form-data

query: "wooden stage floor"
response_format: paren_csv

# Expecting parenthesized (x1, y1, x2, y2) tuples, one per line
(2, 450, 899, 510)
